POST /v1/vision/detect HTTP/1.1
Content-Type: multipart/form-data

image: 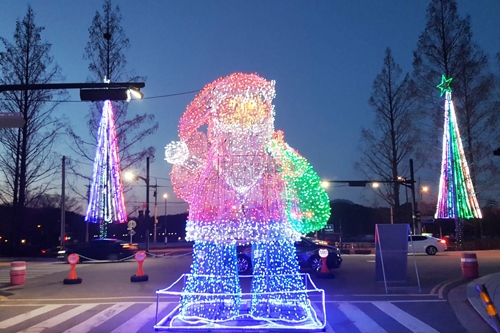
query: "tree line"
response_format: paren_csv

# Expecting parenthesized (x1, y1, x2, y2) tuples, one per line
(355, 0, 500, 238)
(0, 1, 157, 246)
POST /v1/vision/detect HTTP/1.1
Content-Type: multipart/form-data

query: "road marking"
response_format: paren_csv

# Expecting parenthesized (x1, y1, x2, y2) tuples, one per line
(373, 301, 440, 333)
(0, 304, 64, 329)
(326, 299, 445, 303)
(62, 302, 134, 333)
(337, 302, 388, 333)
(110, 302, 170, 333)
(430, 278, 453, 294)
(0, 300, 450, 333)
(17, 303, 98, 333)
(430, 278, 462, 299)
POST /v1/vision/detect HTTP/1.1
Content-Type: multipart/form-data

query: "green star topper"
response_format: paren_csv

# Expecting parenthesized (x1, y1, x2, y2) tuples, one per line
(437, 75, 453, 97)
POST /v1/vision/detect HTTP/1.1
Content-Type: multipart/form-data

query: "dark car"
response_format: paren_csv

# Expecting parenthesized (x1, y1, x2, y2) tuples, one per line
(58, 238, 138, 262)
(236, 237, 342, 274)
(40, 246, 64, 258)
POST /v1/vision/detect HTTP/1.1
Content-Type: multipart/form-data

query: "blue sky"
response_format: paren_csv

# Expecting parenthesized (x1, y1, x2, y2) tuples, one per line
(1, 1, 499, 215)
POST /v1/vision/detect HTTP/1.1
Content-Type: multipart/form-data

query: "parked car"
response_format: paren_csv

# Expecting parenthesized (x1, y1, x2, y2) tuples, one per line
(58, 238, 138, 262)
(236, 236, 342, 274)
(40, 246, 64, 258)
(408, 235, 447, 255)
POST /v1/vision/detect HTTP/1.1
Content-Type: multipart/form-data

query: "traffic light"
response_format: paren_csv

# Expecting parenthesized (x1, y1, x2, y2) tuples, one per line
(80, 88, 128, 101)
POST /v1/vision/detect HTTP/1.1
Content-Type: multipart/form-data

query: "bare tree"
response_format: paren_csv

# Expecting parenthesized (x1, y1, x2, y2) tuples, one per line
(412, 0, 496, 195)
(31, 193, 82, 213)
(65, 0, 158, 199)
(0, 6, 65, 208)
(355, 48, 418, 221)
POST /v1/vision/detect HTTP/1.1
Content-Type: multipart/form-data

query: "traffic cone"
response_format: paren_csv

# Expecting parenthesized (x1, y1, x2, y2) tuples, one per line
(63, 254, 82, 284)
(131, 251, 148, 282)
(316, 250, 334, 279)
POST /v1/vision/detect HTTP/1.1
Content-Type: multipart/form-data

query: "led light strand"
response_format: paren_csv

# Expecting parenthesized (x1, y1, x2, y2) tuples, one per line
(435, 90, 481, 219)
(250, 240, 311, 321)
(180, 242, 241, 321)
(164, 73, 330, 325)
(85, 100, 127, 237)
(267, 133, 331, 234)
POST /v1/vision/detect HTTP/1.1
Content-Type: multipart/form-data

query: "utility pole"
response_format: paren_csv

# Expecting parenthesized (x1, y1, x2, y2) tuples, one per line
(146, 156, 150, 219)
(163, 193, 168, 244)
(153, 179, 158, 243)
(60, 156, 66, 247)
(409, 159, 419, 235)
(86, 181, 91, 243)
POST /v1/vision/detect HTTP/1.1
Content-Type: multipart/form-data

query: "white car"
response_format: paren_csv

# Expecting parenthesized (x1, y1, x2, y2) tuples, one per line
(408, 235, 447, 255)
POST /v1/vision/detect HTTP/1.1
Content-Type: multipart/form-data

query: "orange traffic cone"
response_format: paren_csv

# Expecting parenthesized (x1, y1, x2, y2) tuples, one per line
(63, 254, 82, 284)
(316, 249, 334, 279)
(131, 251, 148, 282)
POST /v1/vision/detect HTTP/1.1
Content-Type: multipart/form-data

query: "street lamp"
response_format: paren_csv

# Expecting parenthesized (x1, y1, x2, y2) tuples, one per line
(123, 157, 150, 220)
(163, 193, 168, 243)
(421, 186, 429, 200)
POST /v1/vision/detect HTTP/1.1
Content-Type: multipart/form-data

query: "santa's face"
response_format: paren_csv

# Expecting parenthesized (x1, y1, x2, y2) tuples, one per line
(218, 95, 271, 127)
(210, 94, 275, 148)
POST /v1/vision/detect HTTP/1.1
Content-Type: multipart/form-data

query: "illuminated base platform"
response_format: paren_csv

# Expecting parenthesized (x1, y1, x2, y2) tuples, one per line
(155, 273, 326, 331)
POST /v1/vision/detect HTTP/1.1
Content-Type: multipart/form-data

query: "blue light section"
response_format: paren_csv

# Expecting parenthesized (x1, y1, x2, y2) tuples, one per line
(250, 240, 310, 321)
(180, 242, 241, 321)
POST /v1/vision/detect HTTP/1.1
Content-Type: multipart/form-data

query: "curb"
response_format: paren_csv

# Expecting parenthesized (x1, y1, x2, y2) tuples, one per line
(467, 272, 500, 331)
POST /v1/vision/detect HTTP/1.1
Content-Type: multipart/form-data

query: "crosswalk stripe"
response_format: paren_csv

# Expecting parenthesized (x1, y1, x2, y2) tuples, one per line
(373, 301, 440, 333)
(337, 302, 388, 333)
(0, 304, 64, 329)
(110, 302, 170, 333)
(0, 300, 449, 333)
(62, 302, 134, 333)
(17, 304, 99, 333)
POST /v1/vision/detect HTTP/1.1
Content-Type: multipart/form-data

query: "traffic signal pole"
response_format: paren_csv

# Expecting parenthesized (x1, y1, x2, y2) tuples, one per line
(323, 159, 421, 234)
(409, 159, 419, 235)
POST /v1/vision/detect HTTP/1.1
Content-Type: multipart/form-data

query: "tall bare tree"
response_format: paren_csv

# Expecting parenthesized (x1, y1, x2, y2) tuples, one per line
(355, 48, 418, 221)
(0, 6, 65, 208)
(412, 0, 496, 196)
(66, 0, 158, 198)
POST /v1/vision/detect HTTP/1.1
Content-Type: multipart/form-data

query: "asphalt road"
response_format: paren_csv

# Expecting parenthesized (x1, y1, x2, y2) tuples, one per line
(0, 249, 498, 332)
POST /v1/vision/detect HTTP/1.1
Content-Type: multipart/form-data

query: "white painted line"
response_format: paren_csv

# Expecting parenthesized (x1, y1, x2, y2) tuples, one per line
(326, 299, 445, 303)
(373, 301, 440, 333)
(337, 302, 388, 333)
(0, 304, 64, 329)
(0, 296, 161, 302)
(17, 304, 98, 333)
(62, 302, 134, 333)
(110, 302, 170, 333)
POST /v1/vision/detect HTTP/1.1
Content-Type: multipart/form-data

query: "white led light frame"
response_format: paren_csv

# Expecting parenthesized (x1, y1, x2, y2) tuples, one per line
(155, 273, 326, 331)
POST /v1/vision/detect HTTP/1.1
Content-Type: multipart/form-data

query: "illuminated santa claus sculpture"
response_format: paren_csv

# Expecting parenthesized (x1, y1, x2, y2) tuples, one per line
(165, 73, 330, 323)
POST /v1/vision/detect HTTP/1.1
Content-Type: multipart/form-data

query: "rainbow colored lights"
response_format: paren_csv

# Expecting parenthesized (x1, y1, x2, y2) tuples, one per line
(166, 73, 330, 243)
(85, 100, 127, 237)
(435, 76, 481, 220)
(164, 73, 330, 326)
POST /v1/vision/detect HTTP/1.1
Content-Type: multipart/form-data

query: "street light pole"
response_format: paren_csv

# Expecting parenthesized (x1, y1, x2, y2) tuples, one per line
(145, 156, 150, 219)
(163, 193, 168, 243)
(409, 159, 419, 235)
(153, 179, 158, 243)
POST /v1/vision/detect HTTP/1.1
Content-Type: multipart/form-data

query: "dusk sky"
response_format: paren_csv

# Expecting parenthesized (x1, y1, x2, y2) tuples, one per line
(1, 1, 499, 215)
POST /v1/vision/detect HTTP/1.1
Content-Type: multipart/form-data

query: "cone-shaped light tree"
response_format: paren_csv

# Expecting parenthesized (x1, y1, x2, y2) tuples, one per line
(85, 100, 127, 237)
(435, 75, 482, 250)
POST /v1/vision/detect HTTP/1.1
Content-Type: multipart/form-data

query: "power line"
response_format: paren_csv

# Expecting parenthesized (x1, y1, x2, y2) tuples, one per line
(0, 88, 200, 103)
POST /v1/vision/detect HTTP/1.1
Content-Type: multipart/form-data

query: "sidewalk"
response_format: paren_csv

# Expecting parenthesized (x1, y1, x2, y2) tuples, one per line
(467, 272, 500, 332)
